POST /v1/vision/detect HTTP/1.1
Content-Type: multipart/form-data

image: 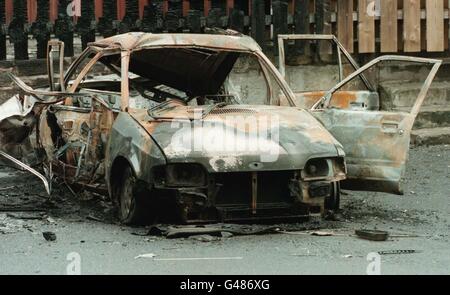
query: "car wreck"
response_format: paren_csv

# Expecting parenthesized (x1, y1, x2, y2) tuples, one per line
(0, 32, 441, 224)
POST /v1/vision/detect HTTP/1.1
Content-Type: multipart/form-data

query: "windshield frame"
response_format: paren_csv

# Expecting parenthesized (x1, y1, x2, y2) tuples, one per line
(64, 44, 298, 110)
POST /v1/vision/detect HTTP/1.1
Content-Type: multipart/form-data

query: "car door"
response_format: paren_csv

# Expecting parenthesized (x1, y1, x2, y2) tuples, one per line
(310, 56, 441, 195)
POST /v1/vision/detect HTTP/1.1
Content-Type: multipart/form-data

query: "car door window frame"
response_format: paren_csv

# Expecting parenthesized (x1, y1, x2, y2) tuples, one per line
(312, 55, 442, 117)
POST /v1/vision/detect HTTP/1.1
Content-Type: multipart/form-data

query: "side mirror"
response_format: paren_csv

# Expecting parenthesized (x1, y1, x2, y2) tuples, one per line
(47, 41, 65, 91)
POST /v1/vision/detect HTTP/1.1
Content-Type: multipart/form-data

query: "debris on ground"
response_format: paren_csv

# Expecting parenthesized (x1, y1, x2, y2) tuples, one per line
(6, 212, 45, 220)
(355, 229, 389, 241)
(189, 234, 220, 242)
(153, 257, 243, 261)
(130, 222, 342, 240)
(378, 250, 422, 255)
(86, 215, 103, 222)
(0, 213, 27, 234)
(42, 231, 56, 241)
(134, 253, 157, 259)
(342, 254, 353, 258)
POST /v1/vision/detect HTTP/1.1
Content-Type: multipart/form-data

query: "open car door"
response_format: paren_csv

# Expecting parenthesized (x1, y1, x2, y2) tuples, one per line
(277, 35, 441, 194)
(309, 56, 441, 194)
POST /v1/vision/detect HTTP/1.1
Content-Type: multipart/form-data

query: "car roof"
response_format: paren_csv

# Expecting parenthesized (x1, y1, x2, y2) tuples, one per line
(89, 32, 262, 52)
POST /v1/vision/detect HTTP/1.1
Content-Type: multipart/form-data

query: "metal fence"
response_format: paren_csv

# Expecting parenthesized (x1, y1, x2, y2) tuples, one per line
(1, 1, 450, 61)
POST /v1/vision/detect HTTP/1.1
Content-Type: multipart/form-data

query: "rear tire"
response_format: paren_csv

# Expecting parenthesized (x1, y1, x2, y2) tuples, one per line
(117, 166, 153, 225)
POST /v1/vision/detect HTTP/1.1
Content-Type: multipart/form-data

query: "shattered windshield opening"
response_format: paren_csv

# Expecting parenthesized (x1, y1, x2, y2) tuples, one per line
(107, 48, 282, 103)
(69, 47, 289, 113)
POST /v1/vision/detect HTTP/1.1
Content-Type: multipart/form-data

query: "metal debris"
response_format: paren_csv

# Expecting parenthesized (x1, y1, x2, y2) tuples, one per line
(134, 253, 157, 259)
(42, 231, 56, 241)
(378, 250, 422, 255)
(355, 229, 389, 241)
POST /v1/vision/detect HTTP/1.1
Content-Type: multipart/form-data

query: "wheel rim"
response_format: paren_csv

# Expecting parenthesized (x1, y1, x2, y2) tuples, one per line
(120, 177, 135, 221)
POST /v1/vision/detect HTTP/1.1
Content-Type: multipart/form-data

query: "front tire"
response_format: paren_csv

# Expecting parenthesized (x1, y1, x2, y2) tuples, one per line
(117, 166, 152, 225)
(324, 181, 340, 211)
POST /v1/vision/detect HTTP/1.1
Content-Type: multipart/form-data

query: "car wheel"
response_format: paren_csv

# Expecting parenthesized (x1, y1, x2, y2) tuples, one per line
(324, 181, 340, 211)
(118, 166, 152, 225)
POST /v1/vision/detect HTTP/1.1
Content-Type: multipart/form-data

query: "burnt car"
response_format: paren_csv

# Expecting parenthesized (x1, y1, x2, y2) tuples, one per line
(0, 32, 441, 224)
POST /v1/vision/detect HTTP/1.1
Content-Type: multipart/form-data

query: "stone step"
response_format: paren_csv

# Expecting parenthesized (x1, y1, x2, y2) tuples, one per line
(394, 106, 450, 129)
(411, 127, 450, 146)
(379, 59, 450, 84)
(379, 80, 450, 109)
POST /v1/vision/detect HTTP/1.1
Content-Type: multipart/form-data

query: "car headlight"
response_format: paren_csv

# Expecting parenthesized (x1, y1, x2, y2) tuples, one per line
(303, 158, 330, 178)
(164, 164, 206, 187)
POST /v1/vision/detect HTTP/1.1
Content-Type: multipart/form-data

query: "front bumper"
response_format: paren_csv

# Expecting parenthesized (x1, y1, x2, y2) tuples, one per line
(153, 168, 345, 223)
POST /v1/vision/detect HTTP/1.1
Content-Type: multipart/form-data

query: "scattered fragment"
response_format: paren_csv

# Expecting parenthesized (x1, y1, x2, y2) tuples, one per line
(189, 234, 219, 242)
(166, 227, 223, 239)
(355, 229, 389, 241)
(147, 226, 165, 236)
(0, 186, 15, 191)
(378, 250, 421, 255)
(220, 231, 233, 238)
(42, 231, 56, 241)
(46, 216, 56, 224)
(342, 255, 353, 258)
(310, 231, 335, 236)
(153, 257, 243, 261)
(86, 215, 103, 222)
(6, 212, 43, 220)
(134, 253, 157, 259)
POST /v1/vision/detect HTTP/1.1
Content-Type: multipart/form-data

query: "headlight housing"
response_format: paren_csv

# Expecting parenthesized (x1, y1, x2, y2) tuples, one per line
(301, 157, 346, 180)
(156, 164, 206, 187)
(302, 158, 330, 178)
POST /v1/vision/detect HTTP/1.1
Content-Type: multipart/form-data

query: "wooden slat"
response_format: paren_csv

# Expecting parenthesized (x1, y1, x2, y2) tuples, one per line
(403, 0, 421, 52)
(358, 0, 375, 53)
(226, 0, 234, 15)
(316, 0, 333, 55)
(380, 0, 398, 52)
(426, 0, 444, 52)
(183, 0, 190, 16)
(139, 0, 148, 18)
(337, 0, 354, 53)
(117, 0, 125, 20)
(27, 0, 37, 22)
(204, 0, 211, 16)
(5, 0, 13, 24)
(49, 0, 58, 22)
(95, 0, 103, 20)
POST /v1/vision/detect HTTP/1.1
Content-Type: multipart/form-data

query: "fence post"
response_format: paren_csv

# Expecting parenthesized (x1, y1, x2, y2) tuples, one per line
(315, 0, 332, 61)
(273, 0, 288, 56)
(0, 0, 6, 60)
(165, 0, 183, 32)
(293, 0, 310, 63)
(142, 1, 162, 32)
(229, 8, 244, 33)
(186, 9, 202, 33)
(77, 0, 96, 50)
(206, 9, 224, 29)
(98, 0, 118, 37)
(8, 0, 28, 60)
(119, 0, 139, 32)
(251, 0, 265, 48)
(55, 0, 74, 57)
(31, 0, 51, 59)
